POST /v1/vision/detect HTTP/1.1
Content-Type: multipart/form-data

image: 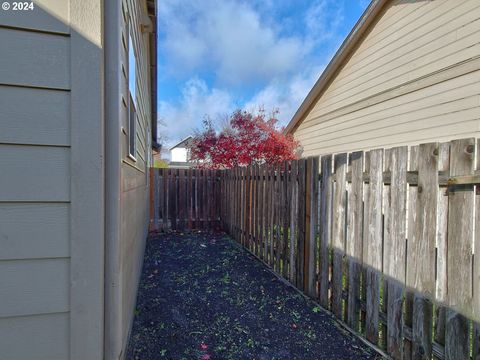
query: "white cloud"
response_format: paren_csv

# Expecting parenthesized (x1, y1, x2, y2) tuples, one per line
(159, 77, 235, 146)
(158, 0, 306, 85)
(157, 0, 349, 142)
(305, 0, 345, 41)
(160, 64, 324, 147)
(244, 65, 325, 126)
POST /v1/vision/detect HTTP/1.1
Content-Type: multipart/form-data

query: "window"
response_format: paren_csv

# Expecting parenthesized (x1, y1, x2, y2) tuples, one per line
(128, 33, 137, 160)
(129, 95, 136, 160)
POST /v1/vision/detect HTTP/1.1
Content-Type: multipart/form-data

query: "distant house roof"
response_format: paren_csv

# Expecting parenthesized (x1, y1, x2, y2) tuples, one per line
(284, 0, 388, 134)
(169, 135, 193, 150)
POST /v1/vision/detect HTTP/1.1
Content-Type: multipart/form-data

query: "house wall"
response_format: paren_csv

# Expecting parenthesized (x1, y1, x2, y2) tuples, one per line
(293, 0, 480, 156)
(104, 0, 153, 359)
(171, 147, 188, 162)
(0, 1, 104, 359)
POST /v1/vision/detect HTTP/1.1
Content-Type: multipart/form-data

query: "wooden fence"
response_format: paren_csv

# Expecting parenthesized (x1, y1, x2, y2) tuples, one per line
(149, 168, 221, 231)
(150, 138, 480, 360)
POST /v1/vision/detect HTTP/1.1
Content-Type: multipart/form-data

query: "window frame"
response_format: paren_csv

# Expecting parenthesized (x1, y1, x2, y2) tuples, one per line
(128, 94, 137, 161)
(127, 28, 137, 161)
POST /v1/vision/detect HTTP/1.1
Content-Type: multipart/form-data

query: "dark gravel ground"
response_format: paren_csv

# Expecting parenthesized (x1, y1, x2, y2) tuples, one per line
(126, 231, 382, 360)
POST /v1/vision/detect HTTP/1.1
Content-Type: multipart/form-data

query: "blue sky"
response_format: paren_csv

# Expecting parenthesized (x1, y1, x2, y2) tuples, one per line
(157, 0, 370, 146)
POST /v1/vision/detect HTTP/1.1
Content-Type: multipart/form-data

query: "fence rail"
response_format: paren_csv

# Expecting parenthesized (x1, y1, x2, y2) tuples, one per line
(150, 137, 480, 360)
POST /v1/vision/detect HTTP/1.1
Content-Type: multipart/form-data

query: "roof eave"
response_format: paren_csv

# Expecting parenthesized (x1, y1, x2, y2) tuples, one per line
(148, 0, 158, 149)
(169, 135, 194, 150)
(284, 0, 389, 135)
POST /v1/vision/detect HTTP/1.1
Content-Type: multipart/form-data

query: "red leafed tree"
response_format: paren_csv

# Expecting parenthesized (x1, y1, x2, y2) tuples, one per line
(188, 110, 299, 169)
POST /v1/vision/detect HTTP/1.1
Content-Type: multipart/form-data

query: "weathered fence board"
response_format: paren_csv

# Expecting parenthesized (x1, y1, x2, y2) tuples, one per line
(306, 157, 319, 297)
(259, 165, 265, 261)
(413, 142, 438, 359)
(404, 145, 418, 359)
(445, 138, 474, 360)
(319, 155, 332, 309)
(274, 163, 281, 273)
(289, 161, 298, 284)
(332, 153, 347, 318)
(296, 159, 306, 290)
(434, 142, 450, 360)
(346, 151, 363, 332)
(476, 139, 480, 331)
(364, 149, 383, 345)
(384, 146, 407, 359)
(282, 162, 290, 279)
(254, 164, 259, 256)
(269, 165, 275, 267)
(150, 137, 480, 359)
(178, 169, 185, 231)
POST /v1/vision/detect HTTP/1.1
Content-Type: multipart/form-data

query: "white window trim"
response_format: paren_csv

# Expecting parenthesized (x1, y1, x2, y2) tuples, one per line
(128, 94, 137, 161)
(127, 25, 137, 161)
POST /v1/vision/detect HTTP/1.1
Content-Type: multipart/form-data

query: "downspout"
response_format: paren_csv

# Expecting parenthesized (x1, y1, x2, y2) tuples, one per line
(104, 0, 122, 359)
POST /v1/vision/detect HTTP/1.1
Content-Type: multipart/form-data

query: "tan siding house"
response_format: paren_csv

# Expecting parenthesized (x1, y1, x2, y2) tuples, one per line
(286, 0, 480, 156)
(0, 0, 158, 359)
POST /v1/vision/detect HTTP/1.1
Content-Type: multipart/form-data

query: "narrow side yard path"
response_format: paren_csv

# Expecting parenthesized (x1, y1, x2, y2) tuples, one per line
(126, 232, 381, 360)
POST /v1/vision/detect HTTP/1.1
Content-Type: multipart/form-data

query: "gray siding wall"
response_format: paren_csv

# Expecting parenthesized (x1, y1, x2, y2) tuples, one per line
(0, 1, 104, 359)
(294, 0, 480, 156)
(0, 3, 72, 359)
(120, 0, 152, 350)
(105, 0, 152, 358)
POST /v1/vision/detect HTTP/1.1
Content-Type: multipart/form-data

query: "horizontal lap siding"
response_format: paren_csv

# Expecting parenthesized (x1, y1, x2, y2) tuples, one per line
(316, 0, 480, 110)
(0, 86, 70, 146)
(0, 2, 72, 358)
(0, 313, 69, 360)
(0, 259, 69, 317)
(0, 28, 69, 89)
(294, 0, 480, 156)
(0, 0, 69, 34)
(116, 0, 152, 357)
(296, 70, 480, 138)
(120, 184, 149, 345)
(0, 204, 69, 260)
(0, 145, 70, 201)
(302, 121, 479, 158)
(299, 74, 480, 155)
(306, 0, 480, 117)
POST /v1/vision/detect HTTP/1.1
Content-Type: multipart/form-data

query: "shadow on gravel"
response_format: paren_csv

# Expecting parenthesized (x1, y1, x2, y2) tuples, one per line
(126, 231, 382, 360)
